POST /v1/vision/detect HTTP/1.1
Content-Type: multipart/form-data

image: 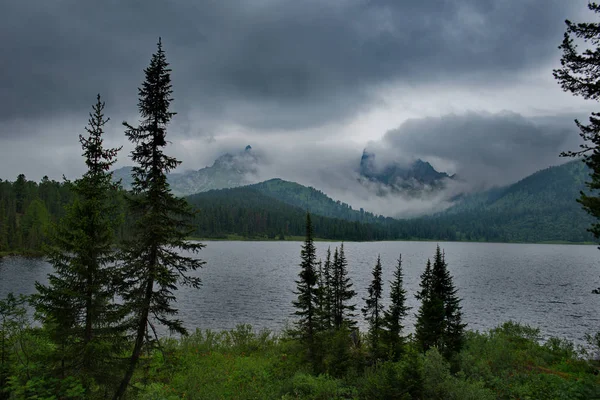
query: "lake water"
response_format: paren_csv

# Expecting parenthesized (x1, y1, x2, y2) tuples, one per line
(1, 241, 599, 345)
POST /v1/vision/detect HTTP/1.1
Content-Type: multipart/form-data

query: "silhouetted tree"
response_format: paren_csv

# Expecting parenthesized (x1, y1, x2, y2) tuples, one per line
(362, 254, 385, 360)
(332, 244, 357, 330)
(554, 3, 600, 269)
(114, 39, 205, 400)
(34, 95, 125, 391)
(382, 254, 409, 360)
(292, 212, 319, 365)
(414, 246, 465, 357)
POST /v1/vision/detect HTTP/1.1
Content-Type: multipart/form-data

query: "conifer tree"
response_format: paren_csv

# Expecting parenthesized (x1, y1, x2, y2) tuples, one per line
(382, 254, 409, 360)
(34, 94, 124, 389)
(292, 212, 318, 362)
(415, 258, 442, 352)
(318, 247, 334, 330)
(332, 244, 357, 330)
(554, 3, 600, 293)
(414, 246, 465, 357)
(0, 202, 7, 252)
(113, 39, 205, 400)
(362, 254, 384, 359)
(433, 248, 466, 356)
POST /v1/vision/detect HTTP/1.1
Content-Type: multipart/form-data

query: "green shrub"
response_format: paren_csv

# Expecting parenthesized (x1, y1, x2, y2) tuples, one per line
(280, 372, 357, 400)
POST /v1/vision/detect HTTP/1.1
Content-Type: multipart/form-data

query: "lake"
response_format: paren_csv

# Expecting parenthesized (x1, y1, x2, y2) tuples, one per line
(1, 241, 599, 345)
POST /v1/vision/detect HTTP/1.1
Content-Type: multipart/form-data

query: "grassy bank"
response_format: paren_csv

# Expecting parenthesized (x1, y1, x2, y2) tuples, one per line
(2, 319, 599, 399)
(130, 322, 599, 400)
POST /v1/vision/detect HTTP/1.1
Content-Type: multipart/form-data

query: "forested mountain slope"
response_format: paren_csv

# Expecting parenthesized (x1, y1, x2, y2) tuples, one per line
(249, 179, 393, 225)
(421, 160, 593, 242)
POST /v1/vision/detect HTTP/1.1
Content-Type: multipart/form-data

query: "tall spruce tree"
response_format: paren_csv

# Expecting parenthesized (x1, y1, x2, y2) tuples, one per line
(362, 254, 385, 359)
(414, 246, 465, 357)
(434, 248, 466, 356)
(332, 244, 357, 330)
(113, 39, 205, 400)
(382, 254, 409, 360)
(292, 212, 319, 363)
(319, 247, 334, 331)
(554, 3, 600, 293)
(415, 258, 441, 352)
(34, 95, 124, 390)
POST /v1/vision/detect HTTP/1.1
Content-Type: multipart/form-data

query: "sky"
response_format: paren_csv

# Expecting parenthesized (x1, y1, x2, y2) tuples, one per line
(0, 0, 596, 214)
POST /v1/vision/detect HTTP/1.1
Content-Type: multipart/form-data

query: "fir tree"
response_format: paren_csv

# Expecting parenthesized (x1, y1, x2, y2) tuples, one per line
(554, 3, 600, 293)
(113, 39, 205, 400)
(332, 244, 357, 330)
(382, 254, 409, 360)
(292, 212, 319, 363)
(414, 246, 465, 357)
(433, 248, 466, 356)
(318, 247, 334, 331)
(415, 258, 441, 352)
(34, 94, 124, 390)
(362, 254, 384, 360)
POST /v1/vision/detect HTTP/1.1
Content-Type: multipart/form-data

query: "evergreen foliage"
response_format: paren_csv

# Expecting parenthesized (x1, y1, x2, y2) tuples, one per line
(415, 246, 465, 358)
(554, 2, 600, 291)
(292, 213, 319, 364)
(33, 95, 125, 391)
(331, 244, 357, 330)
(114, 39, 205, 399)
(362, 254, 385, 360)
(382, 254, 410, 360)
(317, 247, 334, 331)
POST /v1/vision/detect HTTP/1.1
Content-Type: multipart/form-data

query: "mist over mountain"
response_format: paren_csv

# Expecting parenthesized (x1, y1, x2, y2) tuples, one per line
(358, 149, 453, 196)
(113, 145, 261, 196)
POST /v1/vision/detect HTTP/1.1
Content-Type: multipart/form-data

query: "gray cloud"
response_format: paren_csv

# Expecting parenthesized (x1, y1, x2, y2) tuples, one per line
(0, 0, 583, 134)
(370, 111, 580, 189)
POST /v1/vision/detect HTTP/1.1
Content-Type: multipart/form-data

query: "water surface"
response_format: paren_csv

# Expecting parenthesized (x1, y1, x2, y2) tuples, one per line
(1, 241, 598, 344)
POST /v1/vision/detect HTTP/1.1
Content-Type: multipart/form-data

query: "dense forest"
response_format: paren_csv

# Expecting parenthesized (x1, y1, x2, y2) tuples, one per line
(0, 158, 594, 256)
(0, 175, 74, 254)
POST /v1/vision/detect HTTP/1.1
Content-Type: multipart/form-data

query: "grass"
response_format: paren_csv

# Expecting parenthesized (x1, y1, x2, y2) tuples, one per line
(132, 322, 600, 400)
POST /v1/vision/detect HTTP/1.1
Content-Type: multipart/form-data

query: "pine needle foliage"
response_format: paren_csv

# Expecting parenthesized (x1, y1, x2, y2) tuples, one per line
(34, 95, 125, 390)
(332, 244, 357, 330)
(382, 254, 410, 360)
(415, 246, 465, 358)
(362, 254, 385, 360)
(292, 213, 319, 363)
(554, 3, 600, 293)
(113, 39, 205, 400)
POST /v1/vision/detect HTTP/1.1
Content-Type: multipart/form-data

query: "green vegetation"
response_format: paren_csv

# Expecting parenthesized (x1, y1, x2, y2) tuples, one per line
(554, 3, 600, 296)
(0, 160, 595, 249)
(187, 160, 594, 243)
(2, 310, 599, 399)
(114, 38, 205, 399)
(250, 179, 388, 225)
(0, 175, 75, 255)
(33, 95, 125, 392)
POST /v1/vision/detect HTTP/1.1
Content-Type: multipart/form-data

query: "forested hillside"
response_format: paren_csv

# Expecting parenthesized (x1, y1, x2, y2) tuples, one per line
(422, 160, 594, 242)
(187, 187, 396, 241)
(250, 179, 392, 224)
(0, 160, 595, 250)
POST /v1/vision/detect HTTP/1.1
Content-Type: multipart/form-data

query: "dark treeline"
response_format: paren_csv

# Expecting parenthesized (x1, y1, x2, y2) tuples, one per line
(0, 175, 74, 253)
(0, 171, 592, 253)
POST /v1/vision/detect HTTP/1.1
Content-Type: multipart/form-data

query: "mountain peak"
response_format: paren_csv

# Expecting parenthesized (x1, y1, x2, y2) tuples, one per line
(359, 149, 451, 192)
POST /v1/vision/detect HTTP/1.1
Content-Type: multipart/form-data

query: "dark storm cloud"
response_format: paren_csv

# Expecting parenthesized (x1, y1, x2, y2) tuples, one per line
(371, 111, 580, 188)
(0, 0, 582, 135)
